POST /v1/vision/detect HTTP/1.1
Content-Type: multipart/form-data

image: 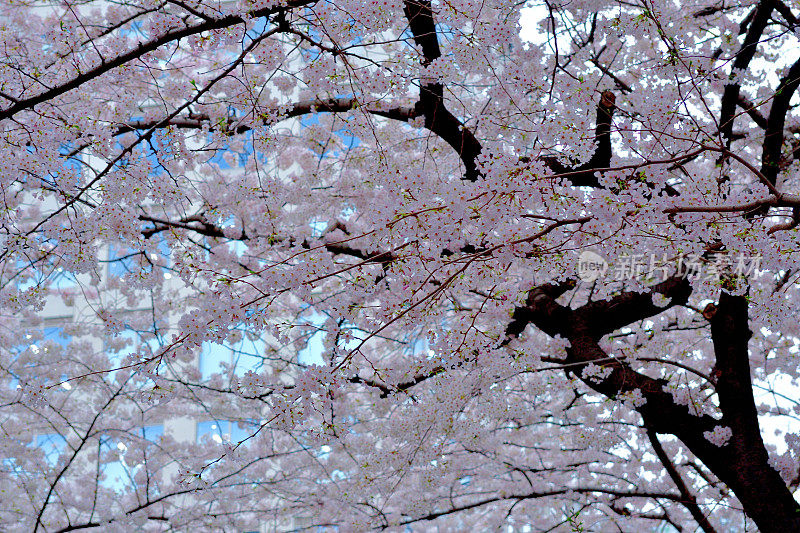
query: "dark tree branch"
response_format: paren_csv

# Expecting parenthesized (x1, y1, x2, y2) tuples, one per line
(141, 213, 398, 266)
(583, 90, 616, 173)
(0, 0, 316, 121)
(120, 97, 417, 137)
(403, 0, 484, 181)
(393, 486, 688, 528)
(504, 281, 575, 341)
(648, 430, 719, 533)
(349, 367, 447, 398)
(718, 0, 776, 146)
(591, 58, 633, 93)
(540, 90, 616, 187)
(402, 0, 441, 66)
(736, 93, 769, 129)
(739, 6, 758, 34)
(662, 93, 769, 177)
(121, 90, 480, 192)
(505, 282, 800, 531)
(709, 292, 800, 531)
(415, 82, 485, 181)
(760, 56, 800, 188)
(511, 285, 719, 440)
(575, 274, 692, 338)
(774, 0, 799, 26)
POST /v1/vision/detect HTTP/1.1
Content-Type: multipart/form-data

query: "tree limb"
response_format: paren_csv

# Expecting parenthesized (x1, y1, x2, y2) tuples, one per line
(718, 0, 776, 146)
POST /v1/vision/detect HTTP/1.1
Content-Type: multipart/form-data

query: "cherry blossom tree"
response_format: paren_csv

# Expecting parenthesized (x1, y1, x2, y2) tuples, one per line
(2, 0, 800, 530)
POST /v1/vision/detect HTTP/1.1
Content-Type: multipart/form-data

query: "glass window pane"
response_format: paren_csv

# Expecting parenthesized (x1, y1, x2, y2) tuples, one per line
(197, 420, 225, 444)
(43, 327, 70, 351)
(51, 268, 76, 290)
(230, 420, 257, 444)
(108, 245, 135, 277)
(101, 459, 133, 492)
(200, 342, 231, 380)
(141, 425, 163, 442)
(35, 434, 67, 466)
(232, 336, 264, 377)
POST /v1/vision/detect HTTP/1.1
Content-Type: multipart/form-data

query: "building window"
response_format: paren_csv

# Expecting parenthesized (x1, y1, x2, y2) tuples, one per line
(9, 326, 72, 391)
(100, 425, 164, 492)
(108, 237, 170, 278)
(106, 327, 161, 382)
(197, 420, 257, 445)
(33, 433, 67, 467)
(16, 259, 77, 292)
(199, 331, 264, 380)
